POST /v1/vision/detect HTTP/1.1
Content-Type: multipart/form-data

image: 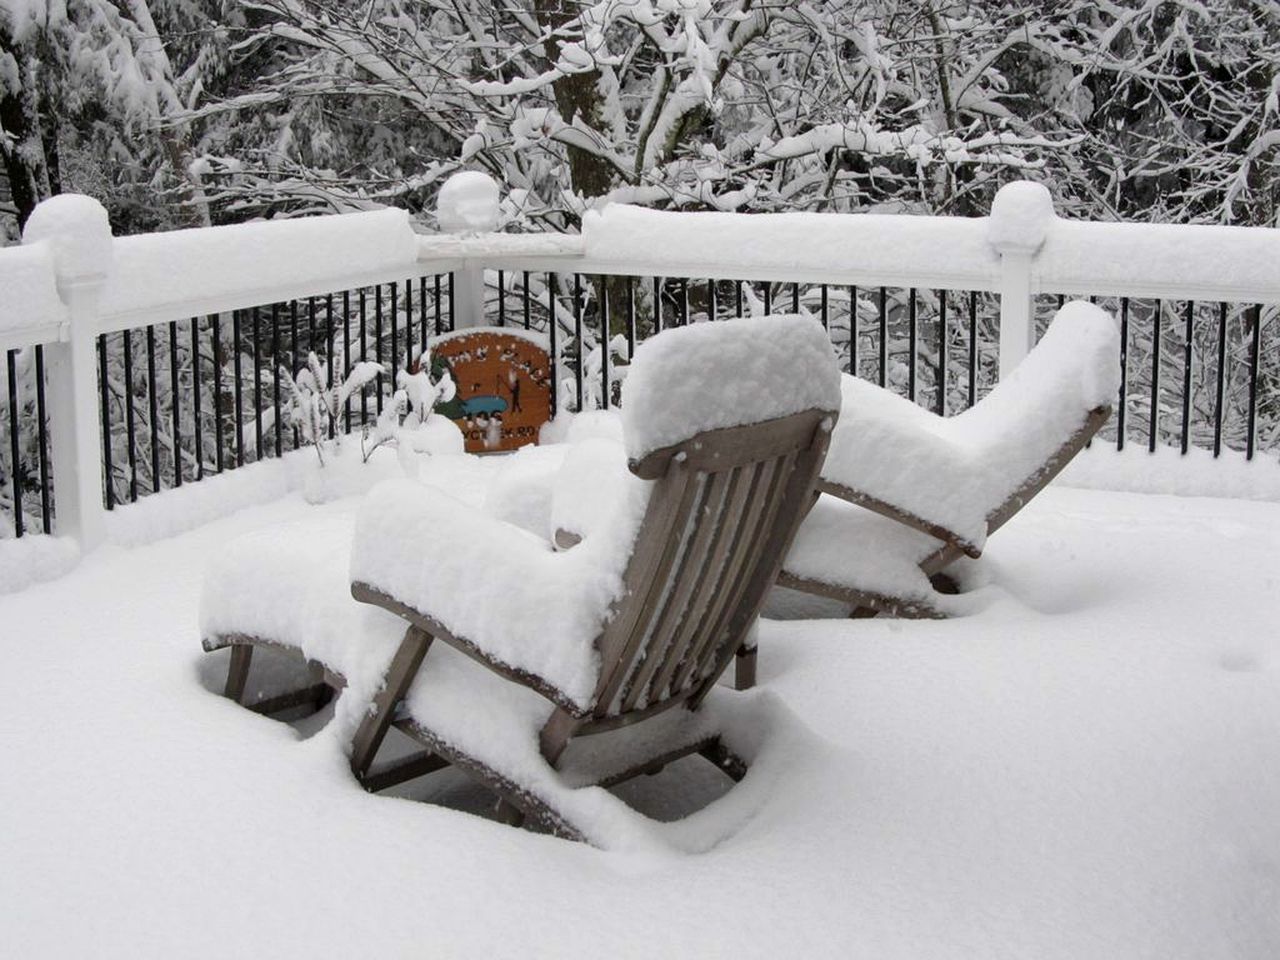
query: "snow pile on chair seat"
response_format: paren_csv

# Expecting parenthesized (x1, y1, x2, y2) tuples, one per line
(199, 510, 405, 734)
(351, 473, 651, 710)
(481, 443, 567, 537)
(621, 314, 841, 463)
(782, 497, 962, 615)
(821, 300, 1119, 551)
(549, 438, 639, 545)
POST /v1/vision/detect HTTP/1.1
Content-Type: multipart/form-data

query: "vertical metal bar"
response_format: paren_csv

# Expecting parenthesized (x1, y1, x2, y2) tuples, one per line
(498, 270, 506, 327)
(325, 294, 335, 439)
(147, 324, 160, 494)
(191, 318, 203, 480)
(308, 297, 317, 361)
(1213, 302, 1227, 458)
(522, 272, 531, 330)
(435, 275, 443, 336)
(574, 273, 584, 411)
(6, 350, 21, 536)
(212, 315, 225, 473)
(374, 285, 384, 414)
(708, 279, 718, 321)
(877, 287, 888, 389)
(448, 272, 456, 331)
(99, 334, 115, 507)
(390, 281, 400, 376)
(35, 345, 49, 533)
(124, 328, 138, 499)
(401, 281, 411, 367)
(735, 280, 743, 318)
(819, 285, 828, 330)
(599, 275, 610, 409)
(653, 276, 663, 332)
(967, 290, 978, 410)
(1149, 300, 1162, 452)
(359, 290, 368, 426)
(252, 308, 262, 460)
(936, 292, 947, 416)
(273, 303, 283, 457)
(849, 286, 857, 375)
(1246, 304, 1261, 461)
(342, 291, 352, 432)
(763, 282, 773, 315)
(626, 277, 636, 355)
(420, 276, 429, 351)
(169, 320, 181, 487)
(791, 283, 800, 314)
(908, 288, 918, 403)
(290, 299, 299, 449)
(1117, 298, 1129, 452)
(679, 277, 688, 324)
(548, 273, 558, 415)
(1180, 301, 1193, 455)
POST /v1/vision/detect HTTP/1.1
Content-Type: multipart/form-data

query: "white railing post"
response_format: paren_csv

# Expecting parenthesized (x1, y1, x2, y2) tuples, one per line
(22, 195, 115, 548)
(988, 181, 1055, 379)
(437, 171, 501, 329)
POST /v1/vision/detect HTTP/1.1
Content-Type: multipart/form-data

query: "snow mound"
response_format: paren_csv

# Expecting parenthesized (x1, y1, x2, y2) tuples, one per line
(21, 194, 114, 281)
(0, 534, 80, 594)
(0, 243, 68, 334)
(621, 314, 841, 463)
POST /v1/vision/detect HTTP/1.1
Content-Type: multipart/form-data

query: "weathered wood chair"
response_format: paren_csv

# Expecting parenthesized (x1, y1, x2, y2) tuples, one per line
(775, 300, 1119, 623)
(345, 315, 841, 841)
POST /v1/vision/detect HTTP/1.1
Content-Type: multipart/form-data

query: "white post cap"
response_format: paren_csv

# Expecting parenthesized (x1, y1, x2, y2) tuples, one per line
(437, 171, 501, 234)
(988, 180, 1055, 255)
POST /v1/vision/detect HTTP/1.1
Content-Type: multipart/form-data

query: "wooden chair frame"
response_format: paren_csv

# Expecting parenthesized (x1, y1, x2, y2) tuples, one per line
(347, 408, 835, 838)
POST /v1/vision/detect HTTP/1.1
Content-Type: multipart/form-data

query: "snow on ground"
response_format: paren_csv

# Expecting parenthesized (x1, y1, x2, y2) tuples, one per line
(1, 465, 1279, 958)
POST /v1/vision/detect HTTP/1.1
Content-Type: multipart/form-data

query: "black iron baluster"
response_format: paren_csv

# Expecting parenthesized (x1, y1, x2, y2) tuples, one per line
(1149, 300, 1162, 453)
(191, 318, 203, 480)
(792, 282, 800, 314)
(548, 273, 558, 415)
(523, 272, 531, 330)
(253, 309, 263, 460)
(735, 280, 743, 318)
(145, 324, 160, 492)
(390, 281, 399, 378)
(99, 334, 115, 508)
(849, 286, 857, 375)
(600, 276, 610, 409)
(819, 284, 828, 330)
(936, 292, 947, 416)
(1117, 298, 1129, 452)
(325, 294, 335, 438)
(448, 272, 456, 331)
(574, 273, 584, 411)
(290, 299, 299, 449)
(653, 276, 663, 332)
(359, 290, 369, 426)
(967, 291, 978, 410)
(402, 280, 412, 369)
(231, 312, 243, 471)
(1246, 304, 1261, 461)
(212, 315, 225, 473)
(273, 303, 283, 457)
(908, 288, 918, 403)
(6, 349, 21, 536)
(877, 287, 888, 389)
(708, 278, 718, 321)
(763, 282, 772, 315)
(123, 329, 138, 499)
(308, 296, 317, 362)
(435, 275, 443, 336)
(498, 270, 506, 327)
(169, 321, 181, 487)
(1213, 302, 1227, 458)
(1181, 301, 1193, 455)
(626, 277, 636, 355)
(679, 277, 688, 324)
(375, 284, 384, 414)
(35, 345, 49, 532)
(420, 276, 429, 351)
(343, 290, 353, 433)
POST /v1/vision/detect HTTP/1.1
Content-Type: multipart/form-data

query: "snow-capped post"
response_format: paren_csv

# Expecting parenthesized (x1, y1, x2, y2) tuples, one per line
(437, 171, 501, 328)
(22, 195, 115, 549)
(988, 181, 1054, 379)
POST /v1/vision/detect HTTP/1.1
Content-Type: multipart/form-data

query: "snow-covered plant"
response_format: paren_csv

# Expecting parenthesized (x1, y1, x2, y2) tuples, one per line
(360, 348, 457, 462)
(282, 352, 384, 463)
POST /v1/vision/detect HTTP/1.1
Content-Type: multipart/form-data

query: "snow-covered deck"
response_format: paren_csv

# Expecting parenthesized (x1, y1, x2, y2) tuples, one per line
(2, 461, 1278, 957)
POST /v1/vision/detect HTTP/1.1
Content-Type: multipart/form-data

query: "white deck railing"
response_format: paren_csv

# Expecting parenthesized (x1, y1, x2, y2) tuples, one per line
(1, 179, 1277, 551)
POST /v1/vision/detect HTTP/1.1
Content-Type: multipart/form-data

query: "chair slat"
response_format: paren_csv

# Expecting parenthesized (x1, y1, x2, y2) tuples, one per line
(621, 468, 734, 712)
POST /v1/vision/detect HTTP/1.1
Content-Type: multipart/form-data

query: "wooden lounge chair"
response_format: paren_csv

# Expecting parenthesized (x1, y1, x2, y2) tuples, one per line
(344, 315, 841, 841)
(777, 300, 1120, 622)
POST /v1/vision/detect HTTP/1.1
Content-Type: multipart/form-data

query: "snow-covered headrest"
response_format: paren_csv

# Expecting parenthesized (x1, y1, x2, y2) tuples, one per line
(620, 314, 841, 464)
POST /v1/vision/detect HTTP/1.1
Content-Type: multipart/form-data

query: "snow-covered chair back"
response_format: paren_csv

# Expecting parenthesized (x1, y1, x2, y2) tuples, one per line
(587, 315, 841, 718)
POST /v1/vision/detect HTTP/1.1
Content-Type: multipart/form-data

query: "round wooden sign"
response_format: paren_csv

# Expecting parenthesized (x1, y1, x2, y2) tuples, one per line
(429, 327, 553, 453)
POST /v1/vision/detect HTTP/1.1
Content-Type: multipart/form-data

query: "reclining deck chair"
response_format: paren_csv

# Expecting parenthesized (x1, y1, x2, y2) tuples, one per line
(344, 315, 840, 841)
(776, 300, 1119, 625)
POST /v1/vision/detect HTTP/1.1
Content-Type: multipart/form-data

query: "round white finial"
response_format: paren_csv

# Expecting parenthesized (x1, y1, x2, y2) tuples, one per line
(436, 171, 501, 234)
(22, 194, 115, 284)
(988, 180, 1055, 254)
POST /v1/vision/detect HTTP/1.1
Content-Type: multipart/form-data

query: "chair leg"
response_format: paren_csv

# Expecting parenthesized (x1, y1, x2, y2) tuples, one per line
(224, 645, 253, 703)
(734, 646, 757, 690)
(494, 799, 526, 828)
(349, 625, 433, 784)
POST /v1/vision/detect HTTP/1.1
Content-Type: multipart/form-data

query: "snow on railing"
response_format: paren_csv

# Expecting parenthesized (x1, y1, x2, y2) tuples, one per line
(1, 176, 1277, 555)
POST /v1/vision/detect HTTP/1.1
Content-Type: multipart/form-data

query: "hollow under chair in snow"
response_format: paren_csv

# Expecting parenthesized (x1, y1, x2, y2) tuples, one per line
(776, 300, 1120, 624)
(343, 315, 841, 842)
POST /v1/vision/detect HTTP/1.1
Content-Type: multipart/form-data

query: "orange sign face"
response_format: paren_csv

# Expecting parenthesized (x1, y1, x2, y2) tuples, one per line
(430, 328, 553, 453)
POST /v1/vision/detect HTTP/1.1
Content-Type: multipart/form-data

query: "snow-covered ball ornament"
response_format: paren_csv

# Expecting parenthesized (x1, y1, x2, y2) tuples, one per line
(437, 171, 501, 234)
(22, 194, 114, 285)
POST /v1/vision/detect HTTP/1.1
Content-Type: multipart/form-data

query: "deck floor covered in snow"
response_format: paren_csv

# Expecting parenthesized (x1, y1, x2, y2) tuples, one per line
(2, 467, 1278, 958)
